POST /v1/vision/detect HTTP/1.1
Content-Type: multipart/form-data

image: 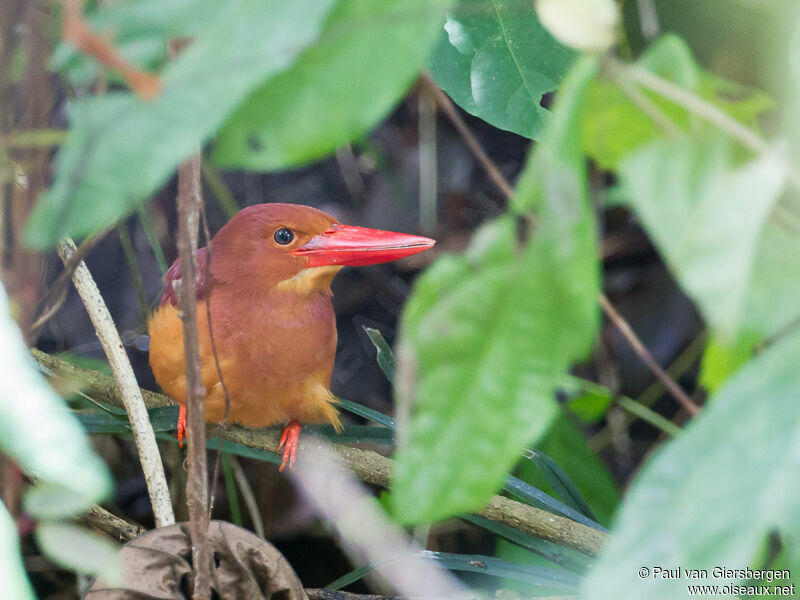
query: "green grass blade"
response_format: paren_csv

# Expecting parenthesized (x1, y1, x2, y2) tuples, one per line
(221, 453, 243, 527)
(363, 327, 395, 385)
(422, 551, 580, 591)
(325, 564, 376, 590)
(522, 447, 598, 521)
(337, 397, 397, 429)
(502, 476, 606, 532)
(459, 514, 591, 574)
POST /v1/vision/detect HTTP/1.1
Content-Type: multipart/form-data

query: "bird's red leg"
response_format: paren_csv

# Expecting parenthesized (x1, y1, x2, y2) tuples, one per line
(177, 405, 187, 448)
(277, 421, 302, 472)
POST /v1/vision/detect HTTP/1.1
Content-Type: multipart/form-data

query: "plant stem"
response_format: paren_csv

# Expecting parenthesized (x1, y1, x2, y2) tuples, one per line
(55, 239, 175, 527)
(175, 153, 212, 600)
(598, 294, 699, 415)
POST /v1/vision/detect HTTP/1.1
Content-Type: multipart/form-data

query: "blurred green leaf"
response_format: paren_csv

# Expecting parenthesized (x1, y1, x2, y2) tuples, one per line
(619, 134, 787, 339)
(699, 332, 759, 394)
(428, 0, 575, 138)
(581, 34, 774, 170)
(26, 0, 337, 246)
(740, 218, 800, 339)
(391, 57, 599, 524)
(566, 391, 611, 424)
(35, 522, 120, 583)
(212, 0, 453, 169)
(0, 503, 34, 600)
(0, 285, 110, 509)
(25, 483, 105, 520)
(51, 0, 231, 84)
(582, 328, 800, 600)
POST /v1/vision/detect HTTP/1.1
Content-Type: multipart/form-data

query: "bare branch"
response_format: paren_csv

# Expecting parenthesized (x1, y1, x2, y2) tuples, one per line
(55, 238, 175, 527)
(175, 153, 212, 600)
(34, 351, 607, 557)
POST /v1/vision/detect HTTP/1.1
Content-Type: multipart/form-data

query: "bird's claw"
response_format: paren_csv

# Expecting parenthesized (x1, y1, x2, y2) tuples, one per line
(177, 404, 187, 448)
(277, 421, 302, 472)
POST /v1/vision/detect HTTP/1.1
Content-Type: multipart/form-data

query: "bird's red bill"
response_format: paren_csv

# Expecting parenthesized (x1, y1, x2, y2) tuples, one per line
(291, 224, 435, 268)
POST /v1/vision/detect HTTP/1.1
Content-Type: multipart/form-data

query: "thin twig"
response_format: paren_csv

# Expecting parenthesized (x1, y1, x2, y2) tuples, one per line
(199, 202, 232, 518)
(423, 73, 697, 414)
(29, 224, 113, 338)
(230, 455, 265, 539)
(55, 238, 175, 526)
(420, 73, 515, 199)
(175, 153, 212, 600)
(35, 351, 607, 557)
(598, 294, 699, 415)
(606, 57, 769, 155)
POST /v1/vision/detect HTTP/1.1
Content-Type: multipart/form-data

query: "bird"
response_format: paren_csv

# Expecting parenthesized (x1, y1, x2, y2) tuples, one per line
(147, 203, 435, 471)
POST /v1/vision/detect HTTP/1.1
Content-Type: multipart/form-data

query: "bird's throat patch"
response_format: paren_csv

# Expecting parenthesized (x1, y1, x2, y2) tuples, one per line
(276, 265, 343, 293)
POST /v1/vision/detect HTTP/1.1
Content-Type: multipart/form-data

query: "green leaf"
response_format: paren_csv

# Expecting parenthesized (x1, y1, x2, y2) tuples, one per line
(391, 57, 599, 524)
(619, 134, 787, 339)
(0, 285, 111, 510)
(581, 328, 800, 600)
(36, 522, 120, 583)
(566, 391, 611, 423)
(26, 0, 337, 246)
(212, 0, 453, 169)
(581, 34, 774, 170)
(363, 327, 396, 385)
(428, 0, 575, 139)
(699, 332, 759, 394)
(0, 503, 34, 600)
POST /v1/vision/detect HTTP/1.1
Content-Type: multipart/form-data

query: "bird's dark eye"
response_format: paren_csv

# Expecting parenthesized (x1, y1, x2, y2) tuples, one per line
(274, 227, 294, 245)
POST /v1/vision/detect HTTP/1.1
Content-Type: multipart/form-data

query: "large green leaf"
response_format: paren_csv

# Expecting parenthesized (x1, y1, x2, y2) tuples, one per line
(581, 328, 800, 600)
(36, 522, 120, 582)
(391, 57, 599, 524)
(619, 134, 787, 339)
(0, 286, 110, 510)
(428, 0, 575, 139)
(212, 0, 452, 169)
(26, 0, 336, 246)
(581, 34, 774, 171)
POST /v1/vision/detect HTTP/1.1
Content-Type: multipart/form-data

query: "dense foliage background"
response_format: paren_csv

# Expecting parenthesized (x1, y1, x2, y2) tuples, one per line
(2, 0, 799, 598)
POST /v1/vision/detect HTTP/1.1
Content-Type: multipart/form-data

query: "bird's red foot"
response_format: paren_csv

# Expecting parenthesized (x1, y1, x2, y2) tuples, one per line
(277, 421, 302, 472)
(177, 405, 187, 448)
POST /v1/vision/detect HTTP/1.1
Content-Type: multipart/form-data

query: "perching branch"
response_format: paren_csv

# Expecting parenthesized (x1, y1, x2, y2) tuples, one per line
(420, 71, 699, 417)
(55, 239, 175, 527)
(34, 351, 607, 557)
(175, 153, 212, 600)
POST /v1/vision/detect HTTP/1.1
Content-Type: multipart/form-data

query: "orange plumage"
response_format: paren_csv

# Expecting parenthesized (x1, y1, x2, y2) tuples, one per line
(147, 203, 434, 469)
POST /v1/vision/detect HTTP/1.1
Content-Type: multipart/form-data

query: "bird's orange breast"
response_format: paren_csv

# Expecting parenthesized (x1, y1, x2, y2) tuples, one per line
(147, 268, 343, 430)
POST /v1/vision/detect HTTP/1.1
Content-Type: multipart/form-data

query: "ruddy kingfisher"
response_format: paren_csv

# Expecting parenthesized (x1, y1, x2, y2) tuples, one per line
(148, 203, 434, 470)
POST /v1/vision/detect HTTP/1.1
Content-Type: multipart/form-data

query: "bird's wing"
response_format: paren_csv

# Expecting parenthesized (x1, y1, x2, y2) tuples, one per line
(160, 247, 209, 307)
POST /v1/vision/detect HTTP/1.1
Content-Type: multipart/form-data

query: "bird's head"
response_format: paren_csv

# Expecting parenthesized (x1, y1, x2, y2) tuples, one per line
(209, 203, 435, 294)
